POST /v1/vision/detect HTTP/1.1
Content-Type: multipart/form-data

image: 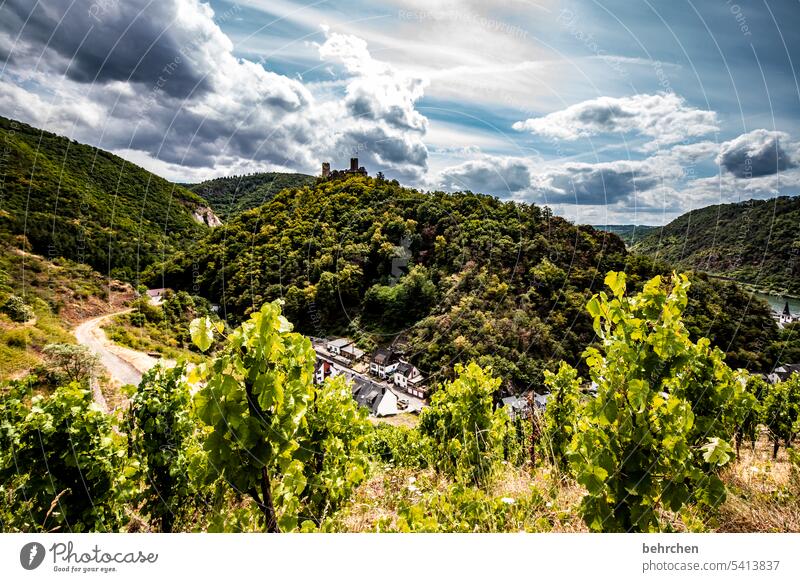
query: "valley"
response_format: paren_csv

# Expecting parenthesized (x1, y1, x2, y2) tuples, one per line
(1, 117, 799, 535)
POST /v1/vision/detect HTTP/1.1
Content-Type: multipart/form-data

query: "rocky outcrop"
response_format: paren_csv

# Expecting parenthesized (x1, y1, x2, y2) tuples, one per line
(192, 205, 222, 227)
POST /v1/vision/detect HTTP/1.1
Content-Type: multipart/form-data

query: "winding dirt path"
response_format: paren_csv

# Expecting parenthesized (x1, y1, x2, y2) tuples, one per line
(74, 310, 175, 404)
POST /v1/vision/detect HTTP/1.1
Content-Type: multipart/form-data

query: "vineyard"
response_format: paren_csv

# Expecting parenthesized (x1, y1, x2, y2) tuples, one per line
(1, 272, 799, 533)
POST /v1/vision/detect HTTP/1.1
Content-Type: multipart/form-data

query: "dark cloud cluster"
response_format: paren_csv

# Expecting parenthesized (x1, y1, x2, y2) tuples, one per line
(437, 156, 531, 194)
(717, 129, 796, 178)
(1, 0, 210, 99)
(532, 160, 663, 205)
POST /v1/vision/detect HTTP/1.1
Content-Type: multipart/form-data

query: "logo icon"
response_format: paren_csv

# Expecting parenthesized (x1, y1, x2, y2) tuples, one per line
(20, 542, 46, 570)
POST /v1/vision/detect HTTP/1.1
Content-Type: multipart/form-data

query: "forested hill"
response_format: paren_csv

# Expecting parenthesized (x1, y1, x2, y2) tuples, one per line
(0, 116, 215, 281)
(633, 196, 800, 294)
(186, 172, 315, 220)
(157, 174, 780, 389)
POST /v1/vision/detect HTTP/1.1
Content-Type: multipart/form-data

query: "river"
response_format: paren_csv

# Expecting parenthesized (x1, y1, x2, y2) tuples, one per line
(752, 291, 800, 316)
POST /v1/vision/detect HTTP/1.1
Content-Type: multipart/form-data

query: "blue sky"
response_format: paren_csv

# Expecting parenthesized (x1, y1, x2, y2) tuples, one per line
(1, 0, 799, 224)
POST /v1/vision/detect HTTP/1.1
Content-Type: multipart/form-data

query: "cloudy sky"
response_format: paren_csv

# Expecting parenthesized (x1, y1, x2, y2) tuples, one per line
(1, 0, 799, 224)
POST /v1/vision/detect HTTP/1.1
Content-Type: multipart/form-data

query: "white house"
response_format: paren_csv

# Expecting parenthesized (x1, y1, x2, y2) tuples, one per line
(393, 361, 419, 388)
(326, 337, 353, 356)
(370, 348, 399, 379)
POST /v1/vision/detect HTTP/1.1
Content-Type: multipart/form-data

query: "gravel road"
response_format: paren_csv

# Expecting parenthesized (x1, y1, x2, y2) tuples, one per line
(74, 310, 171, 387)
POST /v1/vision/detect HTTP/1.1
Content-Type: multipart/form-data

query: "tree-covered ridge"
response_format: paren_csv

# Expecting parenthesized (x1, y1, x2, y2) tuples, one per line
(158, 174, 781, 390)
(633, 195, 800, 294)
(0, 116, 211, 281)
(186, 172, 315, 220)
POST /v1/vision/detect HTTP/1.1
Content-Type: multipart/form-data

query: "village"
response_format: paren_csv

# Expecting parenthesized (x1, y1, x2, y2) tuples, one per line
(311, 336, 429, 418)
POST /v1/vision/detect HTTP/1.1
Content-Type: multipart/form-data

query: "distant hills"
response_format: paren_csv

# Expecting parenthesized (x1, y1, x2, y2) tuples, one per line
(0, 116, 214, 281)
(633, 196, 800, 295)
(186, 172, 315, 220)
(593, 224, 657, 246)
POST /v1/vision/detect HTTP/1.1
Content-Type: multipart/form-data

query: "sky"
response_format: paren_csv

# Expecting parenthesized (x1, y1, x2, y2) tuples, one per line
(1, 0, 799, 225)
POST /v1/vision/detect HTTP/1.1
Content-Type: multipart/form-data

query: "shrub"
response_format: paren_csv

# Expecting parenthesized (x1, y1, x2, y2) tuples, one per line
(367, 423, 431, 469)
(0, 382, 126, 531)
(569, 272, 737, 532)
(1, 295, 34, 322)
(419, 362, 508, 486)
(126, 363, 195, 532)
(542, 362, 582, 471)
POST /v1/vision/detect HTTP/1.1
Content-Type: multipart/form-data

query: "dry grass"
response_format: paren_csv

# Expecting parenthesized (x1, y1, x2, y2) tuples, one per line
(717, 435, 800, 532)
(334, 433, 799, 533)
(369, 413, 420, 428)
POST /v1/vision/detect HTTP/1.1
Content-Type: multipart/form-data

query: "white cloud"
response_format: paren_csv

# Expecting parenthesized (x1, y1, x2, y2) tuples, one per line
(513, 93, 718, 151)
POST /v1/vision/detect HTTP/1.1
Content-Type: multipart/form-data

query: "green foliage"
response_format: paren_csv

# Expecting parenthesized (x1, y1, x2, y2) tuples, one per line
(597, 225, 657, 246)
(126, 364, 195, 532)
(633, 195, 800, 295)
(0, 116, 208, 280)
(570, 271, 737, 532)
(0, 382, 126, 531)
(419, 362, 508, 485)
(186, 172, 315, 220)
(389, 483, 546, 533)
(42, 343, 100, 384)
(189, 302, 314, 532)
(542, 362, 583, 471)
(296, 375, 371, 524)
(366, 424, 431, 469)
(362, 264, 436, 330)
(1, 295, 34, 322)
(762, 373, 800, 458)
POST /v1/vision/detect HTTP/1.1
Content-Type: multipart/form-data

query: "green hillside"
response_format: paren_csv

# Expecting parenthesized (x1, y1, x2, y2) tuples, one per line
(633, 196, 800, 294)
(0, 116, 213, 281)
(186, 172, 316, 220)
(157, 174, 780, 387)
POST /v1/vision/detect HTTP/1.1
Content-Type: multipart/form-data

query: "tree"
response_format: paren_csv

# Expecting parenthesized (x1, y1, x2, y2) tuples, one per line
(126, 363, 194, 532)
(189, 301, 316, 532)
(418, 362, 508, 486)
(42, 343, 100, 384)
(568, 272, 736, 532)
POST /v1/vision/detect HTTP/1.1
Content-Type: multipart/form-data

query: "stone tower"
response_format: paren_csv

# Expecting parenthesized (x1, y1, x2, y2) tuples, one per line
(321, 162, 330, 177)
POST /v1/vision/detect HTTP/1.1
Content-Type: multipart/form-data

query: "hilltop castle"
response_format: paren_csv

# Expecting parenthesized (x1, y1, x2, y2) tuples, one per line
(321, 158, 367, 179)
